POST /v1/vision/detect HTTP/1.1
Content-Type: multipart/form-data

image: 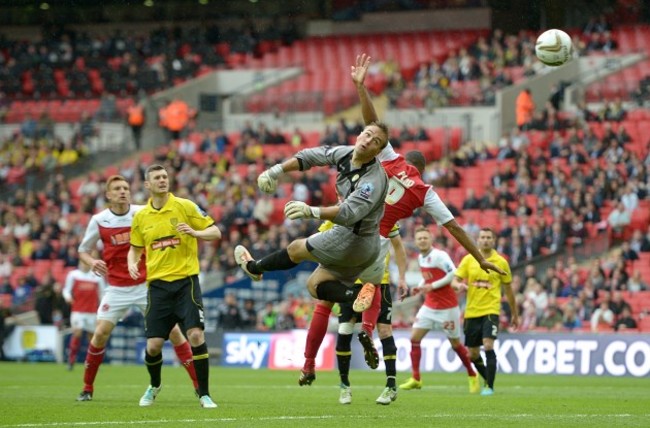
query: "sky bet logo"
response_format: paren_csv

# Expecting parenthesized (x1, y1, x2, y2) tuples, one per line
(223, 333, 270, 369)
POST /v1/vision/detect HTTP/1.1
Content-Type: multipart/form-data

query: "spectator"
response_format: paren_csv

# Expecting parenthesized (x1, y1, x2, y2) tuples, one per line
(159, 98, 195, 141)
(629, 230, 649, 254)
(614, 306, 637, 331)
(620, 241, 639, 262)
(218, 293, 242, 330)
(525, 277, 548, 321)
(34, 277, 59, 325)
(562, 304, 582, 330)
(620, 184, 639, 213)
(240, 298, 257, 330)
(1, 255, 16, 279)
(607, 201, 631, 236)
(257, 301, 278, 331)
(608, 291, 631, 318)
(462, 188, 482, 210)
(627, 270, 648, 292)
(275, 301, 297, 330)
(516, 88, 535, 130)
(127, 98, 146, 150)
(539, 301, 563, 330)
(590, 300, 614, 332)
(0, 276, 13, 299)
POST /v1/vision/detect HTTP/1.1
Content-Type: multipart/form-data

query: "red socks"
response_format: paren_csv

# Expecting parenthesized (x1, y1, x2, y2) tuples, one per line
(68, 336, 81, 366)
(410, 341, 422, 381)
(174, 342, 199, 389)
(454, 344, 477, 376)
(361, 285, 381, 335)
(303, 303, 331, 372)
(82, 343, 106, 392)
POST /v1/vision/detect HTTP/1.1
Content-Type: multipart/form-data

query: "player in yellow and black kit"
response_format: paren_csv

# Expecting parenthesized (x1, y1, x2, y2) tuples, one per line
(319, 221, 408, 405)
(454, 227, 519, 396)
(127, 164, 222, 409)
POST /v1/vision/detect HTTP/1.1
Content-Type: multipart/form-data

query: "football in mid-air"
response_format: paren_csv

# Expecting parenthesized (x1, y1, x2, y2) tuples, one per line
(535, 29, 573, 66)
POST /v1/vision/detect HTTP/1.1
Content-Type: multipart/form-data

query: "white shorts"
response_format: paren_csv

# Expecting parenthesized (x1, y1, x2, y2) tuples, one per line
(412, 305, 461, 339)
(357, 236, 390, 285)
(96, 283, 148, 325)
(71, 312, 97, 333)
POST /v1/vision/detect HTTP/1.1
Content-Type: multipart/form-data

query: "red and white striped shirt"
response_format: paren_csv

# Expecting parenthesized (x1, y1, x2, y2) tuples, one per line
(63, 269, 105, 313)
(418, 248, 458, 310)
(78, 205, 146, 286)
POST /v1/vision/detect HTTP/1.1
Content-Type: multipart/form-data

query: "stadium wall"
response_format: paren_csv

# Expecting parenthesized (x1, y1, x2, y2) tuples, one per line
(499, 54, 646, 134)
(307, 8, 491, 36)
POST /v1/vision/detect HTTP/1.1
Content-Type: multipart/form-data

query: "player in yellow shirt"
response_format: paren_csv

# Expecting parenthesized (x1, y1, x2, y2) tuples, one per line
(128, 164, 222, 409)
(323, 221, 407, 405)
(454, 227, 519, 396)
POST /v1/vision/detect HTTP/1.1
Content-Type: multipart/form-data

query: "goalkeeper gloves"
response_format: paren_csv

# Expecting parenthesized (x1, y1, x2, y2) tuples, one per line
(257, 164, 284, 194)
(284, 201, 321, 220)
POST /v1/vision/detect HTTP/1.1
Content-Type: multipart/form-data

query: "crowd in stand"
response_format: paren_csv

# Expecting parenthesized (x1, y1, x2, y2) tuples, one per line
(216, 293, 314, 332)
(386, 14, 622, 109)
(0, 19, 301, 101)
(0, 111, 98, 192)
(384, 28, 539, 108)
(2, 103, 650, 332)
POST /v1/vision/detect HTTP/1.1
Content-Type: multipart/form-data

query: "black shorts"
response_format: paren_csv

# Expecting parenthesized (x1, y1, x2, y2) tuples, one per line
(463, 314, 499, 348)
(145, 275, 205, 339)
(339, 284, 393, 325)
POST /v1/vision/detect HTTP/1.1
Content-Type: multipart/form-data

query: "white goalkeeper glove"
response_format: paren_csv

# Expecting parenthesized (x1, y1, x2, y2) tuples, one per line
(257, 164, 284, 194)
(284, 201, 321, 220)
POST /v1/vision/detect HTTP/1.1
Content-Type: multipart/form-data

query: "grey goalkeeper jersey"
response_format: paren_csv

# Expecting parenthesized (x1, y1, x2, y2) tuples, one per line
(295, 145, 388, 236)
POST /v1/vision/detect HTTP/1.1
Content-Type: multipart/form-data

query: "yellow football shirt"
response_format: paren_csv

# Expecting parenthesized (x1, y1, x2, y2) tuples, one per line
(131, 193, 215, 282)
(455, 249, 512, 319)
(319, 220, 398, 285)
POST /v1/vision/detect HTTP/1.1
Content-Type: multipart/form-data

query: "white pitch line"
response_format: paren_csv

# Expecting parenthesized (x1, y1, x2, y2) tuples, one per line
(2, 413, 649, 427)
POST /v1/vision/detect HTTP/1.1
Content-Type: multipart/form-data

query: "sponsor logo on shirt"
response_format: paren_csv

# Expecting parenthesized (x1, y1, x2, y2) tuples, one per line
(151, 236, 181, 250)
(359, 182, 374, 199)
(473, 280, 492, 289)
(110, 231, 131, 246)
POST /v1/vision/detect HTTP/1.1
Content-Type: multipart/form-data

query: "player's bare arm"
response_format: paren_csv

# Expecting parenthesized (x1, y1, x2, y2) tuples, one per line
(176, 223, 221, 241)
(453, 275, 469, 291)
(79, 251, 108, 277)
(451, 277, 468, 292)
(351, 53, 379, 126)
(127, 246, 144, 280)
(442, 219, 506, 275)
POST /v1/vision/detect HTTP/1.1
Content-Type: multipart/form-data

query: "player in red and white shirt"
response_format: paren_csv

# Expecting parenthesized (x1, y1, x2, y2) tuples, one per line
(353, 52, 503, 336)
(398, 226, 480, 394)
(63, 261, 105, 370)
(75, 175, 198, 402)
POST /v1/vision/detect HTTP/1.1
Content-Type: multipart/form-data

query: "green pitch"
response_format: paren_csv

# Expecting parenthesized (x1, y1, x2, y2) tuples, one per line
(0, 362, 648, 427)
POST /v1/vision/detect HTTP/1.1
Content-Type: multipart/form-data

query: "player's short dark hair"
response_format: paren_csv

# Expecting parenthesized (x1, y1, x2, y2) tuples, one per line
(144, 164, 167, 180)
(479, 227, 496, 238)
(369, 120, 389, 149)
(405, 151, 426, 175)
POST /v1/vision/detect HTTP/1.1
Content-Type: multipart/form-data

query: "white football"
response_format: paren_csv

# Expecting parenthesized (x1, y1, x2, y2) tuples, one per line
(535, 29, 573, 67)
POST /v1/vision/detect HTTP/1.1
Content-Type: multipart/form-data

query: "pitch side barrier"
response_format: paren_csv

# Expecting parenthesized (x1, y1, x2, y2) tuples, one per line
(220, 330, 650, 377)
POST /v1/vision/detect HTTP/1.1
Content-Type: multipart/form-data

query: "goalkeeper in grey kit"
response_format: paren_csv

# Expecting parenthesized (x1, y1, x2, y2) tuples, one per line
(234, 122, 389, 310)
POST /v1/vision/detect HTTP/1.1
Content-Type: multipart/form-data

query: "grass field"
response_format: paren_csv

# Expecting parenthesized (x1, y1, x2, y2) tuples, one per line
(1, 362, 649, 428)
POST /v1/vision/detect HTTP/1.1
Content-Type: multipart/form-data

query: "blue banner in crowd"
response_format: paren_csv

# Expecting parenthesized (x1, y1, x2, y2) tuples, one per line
(203, 262, 318, 301)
